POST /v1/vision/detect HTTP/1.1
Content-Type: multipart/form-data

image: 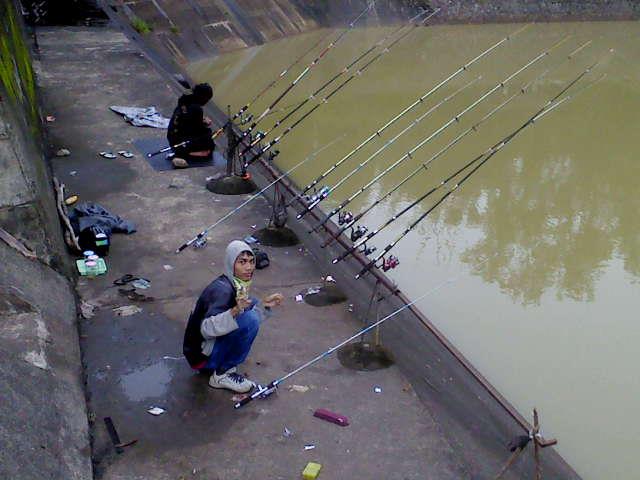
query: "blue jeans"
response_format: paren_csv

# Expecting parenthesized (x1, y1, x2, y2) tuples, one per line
(204, 306, 260, 374)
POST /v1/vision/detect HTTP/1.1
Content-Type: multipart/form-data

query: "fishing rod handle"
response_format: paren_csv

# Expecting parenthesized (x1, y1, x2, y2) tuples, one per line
(234, 394, 255, 409)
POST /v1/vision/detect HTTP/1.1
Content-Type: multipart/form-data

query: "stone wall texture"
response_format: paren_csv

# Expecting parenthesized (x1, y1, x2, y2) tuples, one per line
(0, 2, 92, 479)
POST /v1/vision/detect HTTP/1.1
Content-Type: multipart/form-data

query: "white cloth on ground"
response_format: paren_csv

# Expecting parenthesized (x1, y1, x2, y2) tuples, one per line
(109, 105, 170, 128)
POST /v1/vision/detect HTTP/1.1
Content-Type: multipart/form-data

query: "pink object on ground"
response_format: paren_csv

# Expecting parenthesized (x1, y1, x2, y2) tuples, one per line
(313, 408, 349, 426)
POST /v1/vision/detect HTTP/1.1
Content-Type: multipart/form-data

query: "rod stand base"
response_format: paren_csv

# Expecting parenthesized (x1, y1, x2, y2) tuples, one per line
(206, 175, 257, 195)
(253, 226, 299, 247)
(337, 342, 395, 371)
(301, 283, 348, 307)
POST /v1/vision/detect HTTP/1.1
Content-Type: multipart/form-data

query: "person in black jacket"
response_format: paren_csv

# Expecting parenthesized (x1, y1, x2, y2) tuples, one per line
(183, 240, 283, 393)
(167, 83, 216, 168)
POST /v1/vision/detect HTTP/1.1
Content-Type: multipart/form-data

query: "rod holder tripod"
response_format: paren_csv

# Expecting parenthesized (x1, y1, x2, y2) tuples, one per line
(337, 279, 394, 371)
(253, 181, 300, 247)
(206, 107, 258, 195)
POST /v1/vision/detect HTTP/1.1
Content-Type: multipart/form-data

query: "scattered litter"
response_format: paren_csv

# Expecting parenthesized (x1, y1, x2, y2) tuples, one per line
(243, 235, 258, 244)
(163, 264, 174, 271)
(302, 462, 322, 480)
(46, 115, 56, 122)
(373, 386, 382, 394)
(113, 305, 142, 316)
(99, 151, 117, 159)
(288, 384, 309, 393)
(313, 408, 349, 426)
(347, 304, 354, 312)
(283, 426, 293, 438)
(80, 301, 96, 319)
(65, 195, 79, 206)
(295, 294, 303, 302)
(250, 224, 257, 229)
(55, 148, 71, 157)
(303, 444, 316, 451)
(147, 407, 165, 416)
(109, 105, 170, 128)
(131, 278, 151, 289)
(69, 170, 77, 176)
(117, 150, 134, 158)
(325, 275, 335, 283)
(306, 287, 320, 295)
(162, 355, 183, 360)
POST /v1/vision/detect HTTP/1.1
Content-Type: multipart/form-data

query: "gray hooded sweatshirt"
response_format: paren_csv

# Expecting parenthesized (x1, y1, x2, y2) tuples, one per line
(198, 240, 255, 356)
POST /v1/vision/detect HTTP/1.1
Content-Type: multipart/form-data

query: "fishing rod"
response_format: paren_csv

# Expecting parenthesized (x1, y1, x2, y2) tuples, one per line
(332, 63, 602, 277)
(238, 16, 444, 174)
(322, 40, 595, 249)
(244, 9, 439, 150)
(234, 275, 457, 409)
(286, 25, 530, 208)
(232, 31, 335, 121)
(309, 36, 582, 233)
(241, 3, 375, 139)
(205, 30, 337, 142)
(147, 7, 371, 160)
(174, 135, 345, 254)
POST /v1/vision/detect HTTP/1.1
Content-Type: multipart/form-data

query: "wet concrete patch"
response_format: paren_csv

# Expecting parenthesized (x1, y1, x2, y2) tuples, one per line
(119, 360, 173, 401)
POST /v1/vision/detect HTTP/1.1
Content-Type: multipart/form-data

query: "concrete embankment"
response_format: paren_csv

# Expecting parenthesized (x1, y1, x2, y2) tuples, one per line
(99, 0, 639, 67)
(0, 2, 92, 479)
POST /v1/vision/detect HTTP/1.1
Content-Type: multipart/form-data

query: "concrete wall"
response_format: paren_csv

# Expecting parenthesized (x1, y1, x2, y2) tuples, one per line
(0, 2, 92, 479)
(102, 0, 639, 66)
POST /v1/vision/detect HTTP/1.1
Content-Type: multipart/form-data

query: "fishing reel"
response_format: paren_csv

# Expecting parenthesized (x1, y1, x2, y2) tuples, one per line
(381, 255, 399, 272)
(239, 113, 253, 126)
(350, 225, 368, 242)
(304, 186, 330, 205)
(251, 130, 266, 144)
(193, 236, 208, 249)
(358, 241, 377, 256)
(338, 211, 354, 226)
(266, 149, 280, 162)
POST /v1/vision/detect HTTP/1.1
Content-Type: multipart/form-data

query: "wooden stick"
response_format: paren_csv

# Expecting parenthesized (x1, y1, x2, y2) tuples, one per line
(53, 177, 81, 252)
(494, 446, 526, 479)
(534, 408, 542, 480)
(0, 226, 37, 260)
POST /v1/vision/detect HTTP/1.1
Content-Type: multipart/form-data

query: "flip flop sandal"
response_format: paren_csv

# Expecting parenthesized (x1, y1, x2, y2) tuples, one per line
(113, 274, 136, 286)
(99, 151, 117, 159)
(118, 288, 155, 302)
(118, 150, 134, 158)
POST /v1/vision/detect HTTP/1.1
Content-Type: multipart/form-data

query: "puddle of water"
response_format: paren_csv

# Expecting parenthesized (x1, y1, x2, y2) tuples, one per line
(119, 361, 173, 402)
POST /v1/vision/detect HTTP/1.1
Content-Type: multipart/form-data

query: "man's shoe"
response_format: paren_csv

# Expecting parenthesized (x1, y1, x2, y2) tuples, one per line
(209, 371, 255, 393)
(172, 157, 189, 168)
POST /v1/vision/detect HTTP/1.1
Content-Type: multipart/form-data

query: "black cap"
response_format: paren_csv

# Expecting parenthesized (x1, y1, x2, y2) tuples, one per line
(192, 83, 213, 105)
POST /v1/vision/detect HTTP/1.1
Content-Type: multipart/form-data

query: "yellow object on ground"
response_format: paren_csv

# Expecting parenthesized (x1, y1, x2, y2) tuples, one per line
(64, 195, 78, 205)
(302, 462, 322, 479)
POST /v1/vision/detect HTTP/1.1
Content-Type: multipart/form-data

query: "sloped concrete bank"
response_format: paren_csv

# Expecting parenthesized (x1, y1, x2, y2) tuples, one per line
(0, 2, 92, 479)
(97, 0, 639, 67)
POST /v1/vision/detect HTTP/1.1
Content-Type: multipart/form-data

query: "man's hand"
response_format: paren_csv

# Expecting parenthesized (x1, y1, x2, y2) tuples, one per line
(262, 293, 284, 308)
(232, 296, 252, 317)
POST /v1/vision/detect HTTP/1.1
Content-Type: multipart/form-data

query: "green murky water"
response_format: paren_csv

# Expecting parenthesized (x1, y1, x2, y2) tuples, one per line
(189, 21, 640, 479)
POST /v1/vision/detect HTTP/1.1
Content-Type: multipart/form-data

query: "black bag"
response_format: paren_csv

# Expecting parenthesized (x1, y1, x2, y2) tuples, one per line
(252, 247, 269, 269)
(78, 225, 111, 256)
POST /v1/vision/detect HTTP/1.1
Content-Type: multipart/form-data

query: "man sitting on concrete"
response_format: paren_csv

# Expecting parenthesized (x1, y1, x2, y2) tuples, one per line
(183, 240, 284, 392)
(167, 82, 216, 168)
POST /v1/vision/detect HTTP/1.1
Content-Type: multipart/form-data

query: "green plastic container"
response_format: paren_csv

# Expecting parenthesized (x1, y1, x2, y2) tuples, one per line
(76, 258, 107, 276)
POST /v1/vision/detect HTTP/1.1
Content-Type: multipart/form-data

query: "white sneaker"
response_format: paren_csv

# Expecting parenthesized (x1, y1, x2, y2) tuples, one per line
(209, 370, 255, 393)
